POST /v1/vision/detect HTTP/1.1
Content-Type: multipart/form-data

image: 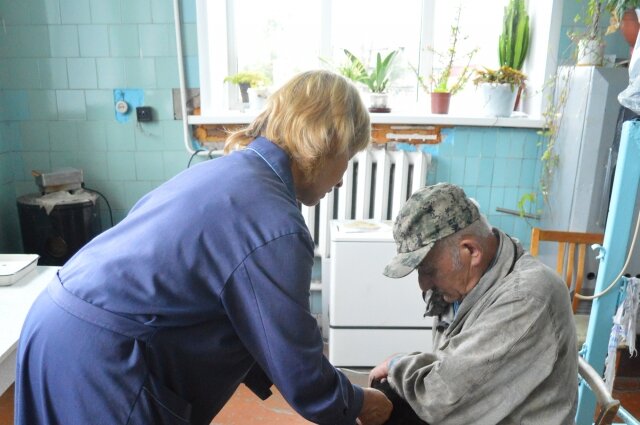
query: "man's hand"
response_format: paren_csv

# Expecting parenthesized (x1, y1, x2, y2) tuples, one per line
(369, 353, 402, 386)
(356, 387, 392, 425)
(368, 360, 390, 386)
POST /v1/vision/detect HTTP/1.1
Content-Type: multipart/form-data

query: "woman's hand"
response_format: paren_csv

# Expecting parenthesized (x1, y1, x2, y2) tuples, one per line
(356, 387, 392, 425)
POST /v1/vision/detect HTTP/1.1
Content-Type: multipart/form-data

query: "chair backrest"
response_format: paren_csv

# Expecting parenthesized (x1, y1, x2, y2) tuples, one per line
(530, 228, 604, 313)
(578, 356, 620, 425)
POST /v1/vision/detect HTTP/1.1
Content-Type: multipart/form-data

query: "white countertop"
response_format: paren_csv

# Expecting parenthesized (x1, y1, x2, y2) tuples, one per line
(0, 266, 58, 395)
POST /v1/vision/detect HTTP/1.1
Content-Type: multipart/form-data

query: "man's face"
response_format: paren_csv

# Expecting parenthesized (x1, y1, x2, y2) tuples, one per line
(417, 242, 470, 303)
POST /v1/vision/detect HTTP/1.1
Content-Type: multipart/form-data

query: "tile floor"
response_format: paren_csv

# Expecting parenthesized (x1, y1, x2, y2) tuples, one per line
(2, 372, 639, 425)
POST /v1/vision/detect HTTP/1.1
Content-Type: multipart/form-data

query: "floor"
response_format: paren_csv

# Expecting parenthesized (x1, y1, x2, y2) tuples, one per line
(1, 370, 639, 425)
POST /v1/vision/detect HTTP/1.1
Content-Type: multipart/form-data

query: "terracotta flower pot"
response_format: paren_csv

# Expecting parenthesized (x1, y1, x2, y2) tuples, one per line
(621, 8, 640, 57)
(430, 92, 451, 114)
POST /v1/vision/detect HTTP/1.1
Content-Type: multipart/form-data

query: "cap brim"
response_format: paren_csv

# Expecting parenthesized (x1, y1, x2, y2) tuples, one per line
(383, 243, 434, 278)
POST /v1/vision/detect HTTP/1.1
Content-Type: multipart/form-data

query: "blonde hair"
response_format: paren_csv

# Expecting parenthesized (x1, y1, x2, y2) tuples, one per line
(224, 70, 371, 182)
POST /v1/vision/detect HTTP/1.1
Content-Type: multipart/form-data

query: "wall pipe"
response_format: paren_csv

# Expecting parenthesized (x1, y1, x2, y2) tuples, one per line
(172, 0, 196, 155)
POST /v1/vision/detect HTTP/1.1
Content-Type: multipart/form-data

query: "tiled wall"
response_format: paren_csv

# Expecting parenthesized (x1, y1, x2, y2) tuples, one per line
(422, 127, 542, 248)
(0, 0, 199, 251)
(0, 0, 629, 254)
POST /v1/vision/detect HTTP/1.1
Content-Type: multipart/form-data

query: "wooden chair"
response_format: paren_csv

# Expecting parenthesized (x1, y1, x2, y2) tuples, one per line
(530, 228, 604, 313)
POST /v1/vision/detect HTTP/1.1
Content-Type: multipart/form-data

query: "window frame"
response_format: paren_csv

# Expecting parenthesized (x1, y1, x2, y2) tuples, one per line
(194, 0, 562, 122)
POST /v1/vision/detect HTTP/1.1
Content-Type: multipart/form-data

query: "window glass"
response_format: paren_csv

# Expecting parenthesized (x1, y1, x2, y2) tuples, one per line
(202, 0, 543, 115)
(235, 0, 322, 88)
(331, 0, 423, 108)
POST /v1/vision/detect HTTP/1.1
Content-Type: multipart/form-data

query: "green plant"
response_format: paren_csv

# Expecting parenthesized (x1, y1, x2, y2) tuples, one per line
(415, 6, 478, 95)
(572, 0, 605, 41)
(604, 0, 640, 33)
(341, 49, 399, 93)
(223, 71, 270, 88)
(499, 0, 530, 70)
(473, 66, 527, 89)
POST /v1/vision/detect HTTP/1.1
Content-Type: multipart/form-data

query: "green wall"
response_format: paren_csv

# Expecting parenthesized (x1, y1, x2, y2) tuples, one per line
(0, 0, 631, 253)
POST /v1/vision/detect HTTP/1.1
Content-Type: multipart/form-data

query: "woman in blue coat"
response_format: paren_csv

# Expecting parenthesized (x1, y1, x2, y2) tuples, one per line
(15, 70, 392, 425)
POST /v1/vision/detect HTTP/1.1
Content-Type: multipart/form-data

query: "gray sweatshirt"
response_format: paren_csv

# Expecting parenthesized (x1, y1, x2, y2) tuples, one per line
(389, 229, 578, 424)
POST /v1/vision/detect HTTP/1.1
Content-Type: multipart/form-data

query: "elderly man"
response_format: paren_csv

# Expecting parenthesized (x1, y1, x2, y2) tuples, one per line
(369, 183, 578, 424)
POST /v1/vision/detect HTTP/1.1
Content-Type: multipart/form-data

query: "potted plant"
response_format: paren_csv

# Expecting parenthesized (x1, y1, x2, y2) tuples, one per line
(341, 49, 399, 112)
(473, 66, 527, 117)
(415, 6, 478, 114)
(572, 0, 606, 65)
(223, 71, 270, 107)
(499, 0, 530, 110)
(604, 0, 640, 56)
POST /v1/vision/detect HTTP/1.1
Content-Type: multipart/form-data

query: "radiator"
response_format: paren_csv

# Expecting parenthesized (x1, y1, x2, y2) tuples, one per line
(301, 147, 431, 259)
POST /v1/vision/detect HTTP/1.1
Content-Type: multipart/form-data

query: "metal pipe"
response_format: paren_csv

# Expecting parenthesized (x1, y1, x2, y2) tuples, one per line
(172, 0, 194, 154)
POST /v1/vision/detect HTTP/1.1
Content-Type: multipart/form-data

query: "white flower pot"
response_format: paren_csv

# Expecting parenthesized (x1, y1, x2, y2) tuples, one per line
(576, 39, 604, 66)
(247, 87, 269, 111)
(480, 83, 518, 117)
(369, 93, 390, 112)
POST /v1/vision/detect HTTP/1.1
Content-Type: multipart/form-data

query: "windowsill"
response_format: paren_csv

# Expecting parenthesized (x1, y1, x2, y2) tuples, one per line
(187, 111, 545, 129)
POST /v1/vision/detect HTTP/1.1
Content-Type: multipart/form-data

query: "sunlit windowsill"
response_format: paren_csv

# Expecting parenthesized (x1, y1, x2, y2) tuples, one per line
(187, 111, 545, 129)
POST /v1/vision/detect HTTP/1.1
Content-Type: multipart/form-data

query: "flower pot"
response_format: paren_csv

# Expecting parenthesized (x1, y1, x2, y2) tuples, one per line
(238, 82, 251, 103)
(514, 83, 525, 112)
(369, 93, 390, 113)
(480, 83, 518, 117)
(430, 92, 451, 114)
(247, 87, 268, 111)
(576, 38, 604, 66)
(621, 8, 640, 57)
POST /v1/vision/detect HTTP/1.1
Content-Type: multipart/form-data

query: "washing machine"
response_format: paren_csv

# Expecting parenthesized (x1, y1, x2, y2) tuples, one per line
(328, 220, 433, 367)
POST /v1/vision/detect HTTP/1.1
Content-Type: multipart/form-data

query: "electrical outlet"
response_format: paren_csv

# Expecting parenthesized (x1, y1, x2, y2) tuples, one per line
(136, 106, 152, 122)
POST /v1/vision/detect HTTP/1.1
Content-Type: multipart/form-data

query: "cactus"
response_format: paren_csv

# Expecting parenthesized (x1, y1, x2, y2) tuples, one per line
(499, 0, 530, 70)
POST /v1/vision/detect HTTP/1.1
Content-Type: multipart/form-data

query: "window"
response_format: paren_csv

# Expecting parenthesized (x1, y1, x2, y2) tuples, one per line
(196, 0, 562, 118)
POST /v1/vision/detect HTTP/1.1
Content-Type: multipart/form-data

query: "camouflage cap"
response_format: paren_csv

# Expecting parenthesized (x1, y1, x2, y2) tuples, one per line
(383, 183, 480, 278)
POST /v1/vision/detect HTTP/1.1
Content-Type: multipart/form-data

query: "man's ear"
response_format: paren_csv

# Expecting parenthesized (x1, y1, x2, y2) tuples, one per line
(460, 238, 483, 267)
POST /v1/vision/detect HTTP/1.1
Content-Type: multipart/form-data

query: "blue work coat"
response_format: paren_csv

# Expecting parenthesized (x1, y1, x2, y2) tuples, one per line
(15, 137, 363, 425)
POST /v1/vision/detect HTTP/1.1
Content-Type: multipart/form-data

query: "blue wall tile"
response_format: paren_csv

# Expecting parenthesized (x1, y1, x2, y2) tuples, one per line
(68, 58, 98, 89)
(39, 58, 69, 89)
(89, 0, 121, 24)
(49, 121, 79, 152)
(2, 0, 32, 24)
(86, 90, 115, 121)
(29, 0, 62, 25)
(7, 59, 41, 89)
(79, 25, 110, 57)
(139, 24, 170, 57)
(105, 122, 135, 151)
(134, 122, 164, 150)
(56, 90, 86, 120)
(20, 26, 52, 58)
(21, 152, 51, 179)
(107, 152, 136, 180)
(20, 122, 50, 151)
(125, 58, 156, 88)
(78, 152, 109, 181)
(97, 58, 126, 88)
(77, 121, 107, 151)
(49, 25, 79, 57)
(135, 151, 164, 180)
(60, 0, 91, 24)
(151, 0, 174, 23)
(2, 91, 30, 121)
(28, 90, 58, 121)
(121, 0, 152, 24)
(155, 57, 179, 88)
(50, 150, 79, 170)
(109, 25, 140, 57)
